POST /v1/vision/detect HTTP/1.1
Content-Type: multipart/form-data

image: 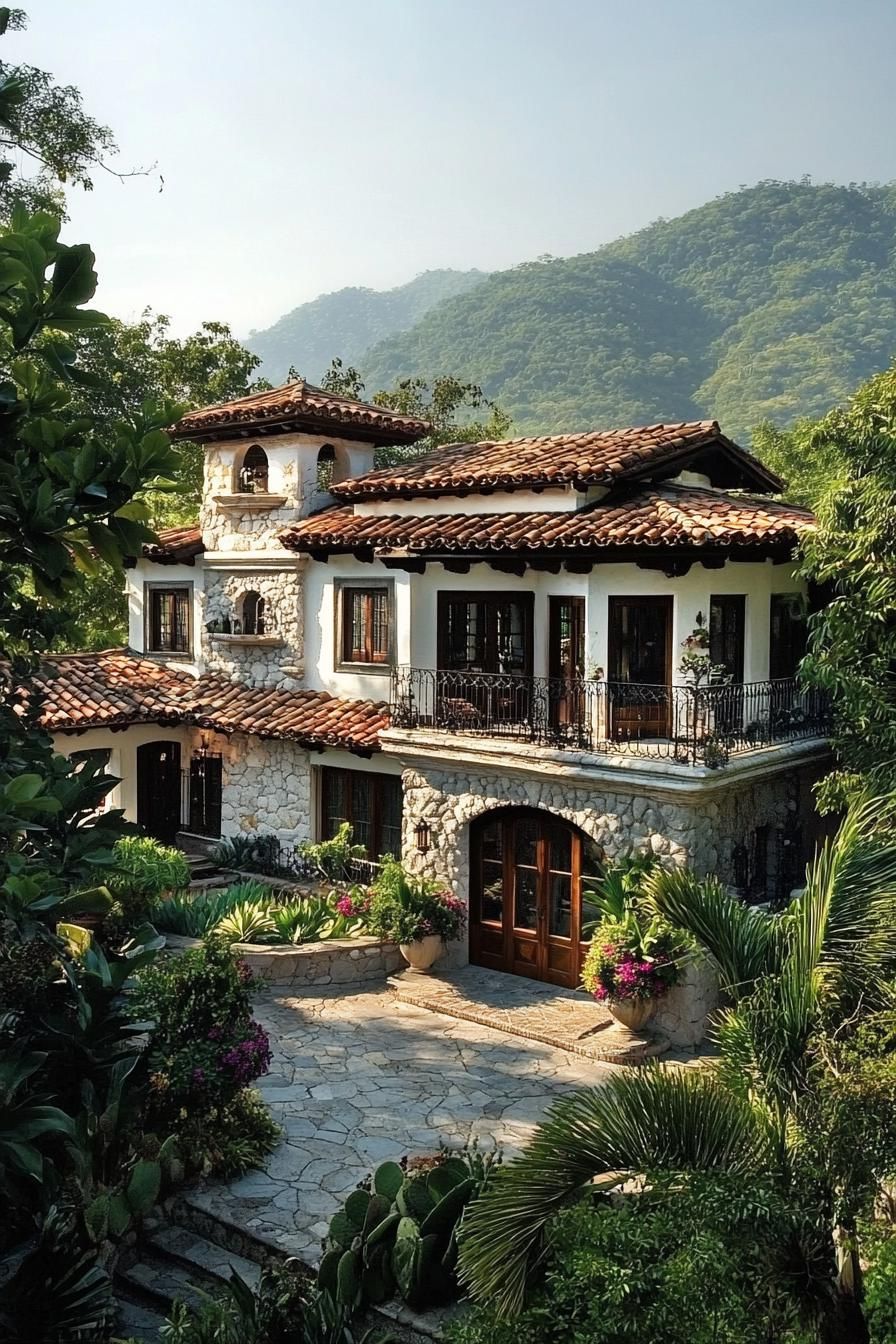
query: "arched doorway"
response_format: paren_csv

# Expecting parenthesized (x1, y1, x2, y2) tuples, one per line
(469, 808, 603, 989)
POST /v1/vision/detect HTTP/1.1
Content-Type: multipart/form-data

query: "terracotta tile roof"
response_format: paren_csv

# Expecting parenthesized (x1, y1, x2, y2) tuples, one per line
(170, 378, 430, 447)
(28, 652, 387, 752)
(280, 486, 814, 557)
(332, 421, 783, 500)
(142, 525, 204, 564)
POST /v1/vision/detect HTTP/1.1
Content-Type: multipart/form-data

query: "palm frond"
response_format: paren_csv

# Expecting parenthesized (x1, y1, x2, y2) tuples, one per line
(457, 1063, 767, 1317)
(641, 865, 784, 996)
(794, 792, 896, 1006)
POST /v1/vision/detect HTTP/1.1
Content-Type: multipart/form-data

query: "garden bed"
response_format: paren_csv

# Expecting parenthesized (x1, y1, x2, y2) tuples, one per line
(165, 932, 403, 987)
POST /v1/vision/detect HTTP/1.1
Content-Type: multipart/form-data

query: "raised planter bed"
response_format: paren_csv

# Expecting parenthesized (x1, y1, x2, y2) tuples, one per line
(164, 932, 403, 988)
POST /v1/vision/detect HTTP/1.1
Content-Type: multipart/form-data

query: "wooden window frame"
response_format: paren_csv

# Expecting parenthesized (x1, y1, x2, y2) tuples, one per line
(144, 582, 193, 658)
(710, 594, 746, 684)
(334, 578, 394, 673)
(436, 591, 535, 675)
(317, 766, 403, 860)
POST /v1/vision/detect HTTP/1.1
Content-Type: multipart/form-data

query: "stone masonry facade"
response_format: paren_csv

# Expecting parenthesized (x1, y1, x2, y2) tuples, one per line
(200, 446, 300, 554)
(399, 760, 822, 925)
(200, 567, 304, 690)
(216, 732, 313, 843)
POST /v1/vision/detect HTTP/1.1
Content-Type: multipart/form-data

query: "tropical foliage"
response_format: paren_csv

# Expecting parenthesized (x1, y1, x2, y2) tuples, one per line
(581, 855, 689, 1004)
(457, 795, 896, 1343)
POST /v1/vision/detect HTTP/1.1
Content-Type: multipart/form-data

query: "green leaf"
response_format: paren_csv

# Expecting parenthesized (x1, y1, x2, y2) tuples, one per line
(49, 244, 98, 309)
(125, 1158, 161, 1215)
(4, 772, 44, 803)
(373, 1159, 405, 1201)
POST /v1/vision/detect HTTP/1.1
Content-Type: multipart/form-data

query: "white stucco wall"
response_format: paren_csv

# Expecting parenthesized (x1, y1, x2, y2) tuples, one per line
(303, 554, 806, 692)
(126, 560, 204, 677)
(52, 723, 194, 821)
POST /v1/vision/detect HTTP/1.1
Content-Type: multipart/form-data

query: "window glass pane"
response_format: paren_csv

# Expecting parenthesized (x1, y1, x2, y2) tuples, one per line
(371, 590, 389, 663)
(770, 595, 807, 680)
(480, 817, 503, 863)
(342, 587, 390, 664)
(513, 866, 538, 930)
(351, 774, 373, 851)
(377, 776, 402, 859)
(322, 768, 348, 839)
(150, 588, 189, 653)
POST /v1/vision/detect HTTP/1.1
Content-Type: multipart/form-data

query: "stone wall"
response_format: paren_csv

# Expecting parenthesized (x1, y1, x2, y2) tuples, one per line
(399, 760, 815, 968)
(218, 733, 312, 842)
(652, 956, 720, 1048)
(233, 936, 403, 988)
(200, 567, 304, 690)
(200, 446, 299, 554)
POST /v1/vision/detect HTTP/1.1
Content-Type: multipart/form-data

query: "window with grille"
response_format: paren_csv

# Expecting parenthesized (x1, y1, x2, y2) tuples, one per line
(337, 582, 392, 667)
(319, 767, 402, 859)
(146, 586, 191, 654)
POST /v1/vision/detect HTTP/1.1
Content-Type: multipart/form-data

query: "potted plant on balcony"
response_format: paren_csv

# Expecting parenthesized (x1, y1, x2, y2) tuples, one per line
(365, 860, 467, 972)
(581, 856, 690, 1030)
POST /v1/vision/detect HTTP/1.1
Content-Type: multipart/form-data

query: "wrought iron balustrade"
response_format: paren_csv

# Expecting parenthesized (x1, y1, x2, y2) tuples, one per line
(389, 667, 831, 767)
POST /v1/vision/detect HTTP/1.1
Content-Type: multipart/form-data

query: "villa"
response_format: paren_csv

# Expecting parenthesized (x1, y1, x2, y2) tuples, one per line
(39, 380, 829, 990)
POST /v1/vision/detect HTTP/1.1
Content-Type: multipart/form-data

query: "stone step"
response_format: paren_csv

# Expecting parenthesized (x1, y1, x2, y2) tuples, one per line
(146, 1225, 263, 1290)
(114, 1290, 168, 1344)
(116, 1249, 223, 1317)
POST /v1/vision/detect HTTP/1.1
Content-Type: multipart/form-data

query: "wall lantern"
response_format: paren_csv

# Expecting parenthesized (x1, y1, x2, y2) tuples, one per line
(197, 730, 212, 759)
(414, 819, 432, 854)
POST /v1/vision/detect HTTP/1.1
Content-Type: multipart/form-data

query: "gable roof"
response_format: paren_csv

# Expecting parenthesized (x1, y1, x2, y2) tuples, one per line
(28, 653, 387, 754)
(280, 485, 814, 560)
(331, 421, 782, 501)
(169, 378, 430, 448)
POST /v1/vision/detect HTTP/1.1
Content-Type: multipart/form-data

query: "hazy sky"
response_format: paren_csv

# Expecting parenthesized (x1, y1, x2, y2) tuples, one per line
(15, 0, 896, 338)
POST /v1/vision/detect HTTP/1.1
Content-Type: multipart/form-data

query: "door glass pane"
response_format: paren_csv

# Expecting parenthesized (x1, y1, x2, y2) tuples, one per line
(480, 817, 503, 862)
(612, 600, 668, 684)
(547, 821, 571, 873)
(481, 860, 504, 922)
(513, 867, 538, 929)
(549, 872, 572, 937)
(494, 602, 527, 672)
(515, 814, 539, 867)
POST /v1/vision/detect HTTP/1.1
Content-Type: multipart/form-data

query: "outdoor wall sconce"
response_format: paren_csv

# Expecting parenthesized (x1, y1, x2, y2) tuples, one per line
(197, 731, 212, 758)
(414, 819, 432, 854)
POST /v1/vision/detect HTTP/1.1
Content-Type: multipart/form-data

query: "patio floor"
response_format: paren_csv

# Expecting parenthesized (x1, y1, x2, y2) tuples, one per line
(187, 982, 621, 1264)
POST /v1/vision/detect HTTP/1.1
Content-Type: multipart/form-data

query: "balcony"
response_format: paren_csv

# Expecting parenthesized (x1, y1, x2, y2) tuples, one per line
(389, 668, 831, 768)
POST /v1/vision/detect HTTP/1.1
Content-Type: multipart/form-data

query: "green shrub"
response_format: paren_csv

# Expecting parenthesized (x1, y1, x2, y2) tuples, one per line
(213, 831, 283, 876)
(150, 885, 250, 937)
(102, 835, 191, 933)
(129, 940, 272, 1144)
(152, 884, 369, 946)
(447, 1178, 806, 1344)
(298, 822, 367, 882)
(176, 1087, 281, 1179)
(865, 1231, 896, 1344)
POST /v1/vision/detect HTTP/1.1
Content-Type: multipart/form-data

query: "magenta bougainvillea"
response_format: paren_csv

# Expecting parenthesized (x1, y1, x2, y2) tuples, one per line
(582, 927, 684, 1003)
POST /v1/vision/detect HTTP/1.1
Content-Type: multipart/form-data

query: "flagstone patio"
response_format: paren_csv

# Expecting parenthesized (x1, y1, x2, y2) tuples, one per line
(186, 982, 621, 1264)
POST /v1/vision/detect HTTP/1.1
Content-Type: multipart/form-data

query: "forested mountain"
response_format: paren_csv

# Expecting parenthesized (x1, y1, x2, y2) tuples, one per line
(246, 269, 487, 383)
(358, 181, 896, 439)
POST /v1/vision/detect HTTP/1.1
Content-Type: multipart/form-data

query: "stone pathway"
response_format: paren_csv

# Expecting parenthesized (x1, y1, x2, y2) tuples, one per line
(187, 984, 619, 1265)
(389, 966, 660, 1062)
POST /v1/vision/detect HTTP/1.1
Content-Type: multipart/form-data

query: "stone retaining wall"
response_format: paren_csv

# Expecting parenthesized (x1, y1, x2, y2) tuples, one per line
(232, 935, 403, 987)
(651, 956, 720, 1048)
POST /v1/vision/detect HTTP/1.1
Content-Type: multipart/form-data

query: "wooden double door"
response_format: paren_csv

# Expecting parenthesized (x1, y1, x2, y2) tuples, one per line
(470, 808, 603, 988)
(608, 596, 672, 739)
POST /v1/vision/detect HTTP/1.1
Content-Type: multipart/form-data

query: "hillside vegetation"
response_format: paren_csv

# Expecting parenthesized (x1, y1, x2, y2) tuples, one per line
(357, 181, 896, 439)
(246, 268, 486, 383)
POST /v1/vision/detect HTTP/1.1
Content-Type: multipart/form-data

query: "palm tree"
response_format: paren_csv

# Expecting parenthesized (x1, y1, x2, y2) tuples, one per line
(457, 796, 896, 1344)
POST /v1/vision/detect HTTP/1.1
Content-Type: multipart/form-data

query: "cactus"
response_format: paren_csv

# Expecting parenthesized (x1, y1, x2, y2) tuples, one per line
(84, 1192, 110, 1244)
(319, 1147, 499, 1317)
(373, 1160, 404, 1200)
(107, 1191, 132, 1239)
(125, 1157, 162, 1215)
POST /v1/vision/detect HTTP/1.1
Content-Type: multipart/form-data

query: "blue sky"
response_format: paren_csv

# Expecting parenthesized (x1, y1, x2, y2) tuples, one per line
(16, 0, 896, 337)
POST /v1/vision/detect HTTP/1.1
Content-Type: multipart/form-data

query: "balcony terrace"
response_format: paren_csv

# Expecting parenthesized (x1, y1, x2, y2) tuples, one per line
(389, 668, 831, 769)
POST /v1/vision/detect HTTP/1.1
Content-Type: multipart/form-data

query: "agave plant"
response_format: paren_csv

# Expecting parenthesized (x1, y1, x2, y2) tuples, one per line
(215, 899, 276, 944)
(151, 882, 271, 938)
(458, 794, 896, 1344)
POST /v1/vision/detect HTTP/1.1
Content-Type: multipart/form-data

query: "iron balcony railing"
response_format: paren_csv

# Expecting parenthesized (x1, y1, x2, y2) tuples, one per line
(389, 667, 831, 768)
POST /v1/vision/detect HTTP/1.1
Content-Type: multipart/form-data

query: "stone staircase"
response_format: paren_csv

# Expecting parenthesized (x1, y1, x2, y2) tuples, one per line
(115, 1217, 266, 1342)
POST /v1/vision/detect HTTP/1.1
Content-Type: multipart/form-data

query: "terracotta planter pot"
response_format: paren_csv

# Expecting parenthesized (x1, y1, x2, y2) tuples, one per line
(608, 996, 656, 1032)
(399, 934, 445, 973)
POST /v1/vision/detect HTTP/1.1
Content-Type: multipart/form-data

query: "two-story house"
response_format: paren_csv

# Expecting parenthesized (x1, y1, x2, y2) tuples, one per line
(38, 379, 829, 989)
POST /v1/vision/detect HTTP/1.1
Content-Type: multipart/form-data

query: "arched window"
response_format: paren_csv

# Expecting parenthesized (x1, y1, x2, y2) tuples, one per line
(241, 591, 266, 636)
(315, 444, 336, 493)
(237, 444, 268, 493)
